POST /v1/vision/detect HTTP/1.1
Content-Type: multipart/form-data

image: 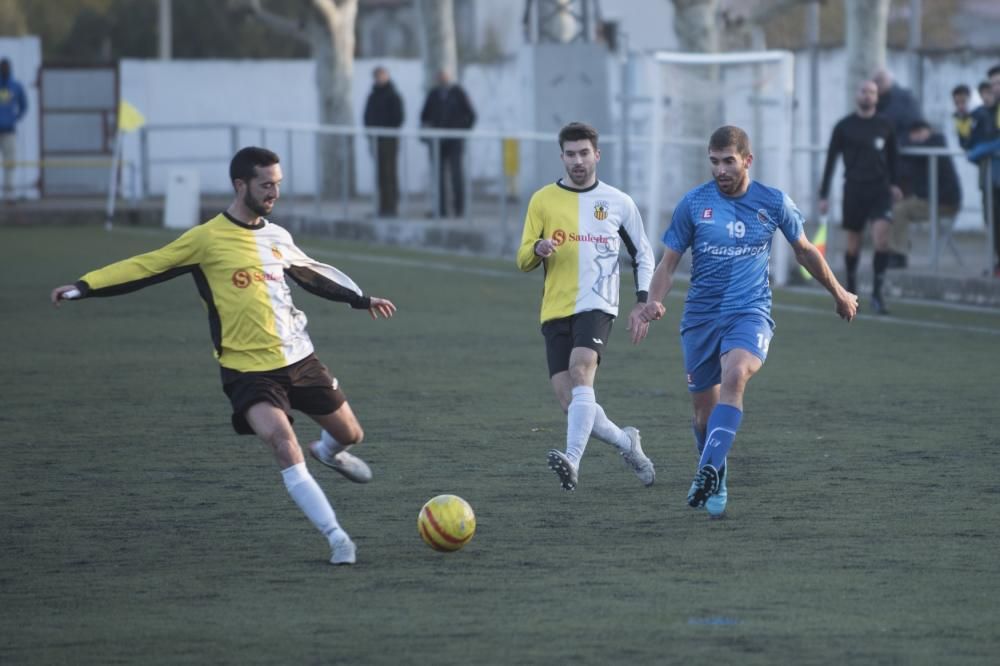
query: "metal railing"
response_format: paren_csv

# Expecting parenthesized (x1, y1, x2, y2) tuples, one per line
(129, 120, 997, 276)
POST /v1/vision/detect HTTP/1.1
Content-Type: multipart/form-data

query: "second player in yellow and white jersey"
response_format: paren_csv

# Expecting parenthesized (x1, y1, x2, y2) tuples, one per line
(516, 179, 654, 323)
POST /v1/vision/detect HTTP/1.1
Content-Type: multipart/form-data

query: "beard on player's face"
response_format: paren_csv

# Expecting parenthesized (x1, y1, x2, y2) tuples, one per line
(243, 186, 275, 217)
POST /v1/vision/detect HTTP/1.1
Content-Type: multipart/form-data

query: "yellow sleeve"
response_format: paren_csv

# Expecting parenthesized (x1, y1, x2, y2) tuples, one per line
(78, 227, 202, 297)
(516, 191, 545, 272)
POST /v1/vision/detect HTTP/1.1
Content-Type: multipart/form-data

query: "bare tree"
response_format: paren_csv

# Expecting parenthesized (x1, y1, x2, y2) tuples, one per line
(845, 0, 889, 111)
(241, 0, 358, 199)
(415, 0, 457, 90)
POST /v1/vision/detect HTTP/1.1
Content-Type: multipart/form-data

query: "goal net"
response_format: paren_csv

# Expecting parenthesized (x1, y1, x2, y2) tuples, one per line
(645, 50, 796, 284)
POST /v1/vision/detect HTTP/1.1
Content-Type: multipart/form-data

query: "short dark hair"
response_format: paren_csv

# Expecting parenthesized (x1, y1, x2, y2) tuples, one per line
(230, 146, 280, 184)
(952, 84, 970, 97)
(979, 81, 992, 93)
(709, 125, 751, 157)
(558, 122, 599, 150)
(988, 65, 1000, 78)
(908, 118, 931, 132)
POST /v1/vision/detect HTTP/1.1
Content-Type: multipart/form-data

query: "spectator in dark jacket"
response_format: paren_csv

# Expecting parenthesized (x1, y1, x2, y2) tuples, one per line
(363, 66, 404, 217)
(873, 68, 923, 140)
(892, 120, 962, 266)
(967, 65, 1000, 276)
(419, 69, 476, 217)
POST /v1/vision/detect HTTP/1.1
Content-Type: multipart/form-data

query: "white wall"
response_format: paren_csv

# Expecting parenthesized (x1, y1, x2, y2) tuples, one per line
(121, 57, 530, 198)
(0, 36, 41, 199)
(120, 46, 998, 231)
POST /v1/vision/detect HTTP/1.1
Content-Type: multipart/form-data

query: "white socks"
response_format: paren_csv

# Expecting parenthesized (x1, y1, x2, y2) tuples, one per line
(281, 462, 341, 541)
(565, 386, 598, 466)
(566, 386, 630, 466)
(590, 402, 630, 452)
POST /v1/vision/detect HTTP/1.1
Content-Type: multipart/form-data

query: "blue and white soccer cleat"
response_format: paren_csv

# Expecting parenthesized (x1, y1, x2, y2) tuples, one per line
(705, 464, 728, 518)
(687, 464, 720, 508)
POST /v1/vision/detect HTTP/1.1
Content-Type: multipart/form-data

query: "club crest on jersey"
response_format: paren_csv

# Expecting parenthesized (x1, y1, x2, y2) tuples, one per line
(552, 229, 567, 246)
(702, 208, 713, 219)
(593, 200, 610, 221)
(757, 208, 773, 225)
(271, 246, 283, 260)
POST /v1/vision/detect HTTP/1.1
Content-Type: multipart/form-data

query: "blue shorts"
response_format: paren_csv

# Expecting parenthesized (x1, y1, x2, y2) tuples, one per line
(680, 313, 774, 392)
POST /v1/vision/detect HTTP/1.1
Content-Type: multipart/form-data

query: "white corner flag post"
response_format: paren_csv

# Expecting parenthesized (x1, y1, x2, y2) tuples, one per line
(105, 100, 147, 231)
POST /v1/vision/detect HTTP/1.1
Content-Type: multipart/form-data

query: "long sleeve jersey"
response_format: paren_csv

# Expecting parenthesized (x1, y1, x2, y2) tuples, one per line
(74, 213, 371, 372)
(819, 113, 899, 198)
(516, 179, 654, 323)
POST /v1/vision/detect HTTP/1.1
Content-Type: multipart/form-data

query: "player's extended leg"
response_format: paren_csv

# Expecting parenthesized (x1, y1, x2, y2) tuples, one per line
(870, 217, 892, 315)
(688, 349, 761, 508)
(244, 402, 356, 565)
(307, 401, 373, 484)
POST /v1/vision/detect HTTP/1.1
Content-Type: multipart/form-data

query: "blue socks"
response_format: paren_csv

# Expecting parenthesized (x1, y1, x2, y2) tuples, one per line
(697, 404, 743, 470)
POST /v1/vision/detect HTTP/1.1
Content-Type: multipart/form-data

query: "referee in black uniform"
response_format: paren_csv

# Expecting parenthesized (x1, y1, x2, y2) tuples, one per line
(819, 79, 902, 315)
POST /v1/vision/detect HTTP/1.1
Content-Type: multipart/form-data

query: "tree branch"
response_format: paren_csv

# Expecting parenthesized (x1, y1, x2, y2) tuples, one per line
(241, 0, 311, 45)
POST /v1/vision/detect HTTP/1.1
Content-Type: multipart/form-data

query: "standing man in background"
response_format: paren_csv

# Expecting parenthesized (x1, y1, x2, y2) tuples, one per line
(363, 65, 404, 217)
(517, 122, 656, 492)
(873, 67, 922, 139)
(420, 69, 476, 217)
(0, 57, 28, 202)
(819, 80, 902, 314)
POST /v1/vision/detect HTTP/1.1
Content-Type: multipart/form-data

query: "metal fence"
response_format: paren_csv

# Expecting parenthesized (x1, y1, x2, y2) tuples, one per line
(126, 120, 996, 275)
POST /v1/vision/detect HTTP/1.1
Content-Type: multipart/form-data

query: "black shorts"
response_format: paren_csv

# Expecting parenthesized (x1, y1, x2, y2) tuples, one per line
(221, 353, 347, 435)
(842, 181, 893, 232)
(541, 310, 615, 377)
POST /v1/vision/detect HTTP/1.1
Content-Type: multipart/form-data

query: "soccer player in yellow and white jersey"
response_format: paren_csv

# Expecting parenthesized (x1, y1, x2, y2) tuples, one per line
(50, 147, 396, 565)
(517, 122, 656, 491)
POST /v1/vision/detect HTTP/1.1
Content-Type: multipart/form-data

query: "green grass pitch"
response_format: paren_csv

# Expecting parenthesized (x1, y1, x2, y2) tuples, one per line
(2, 226, 999, 664)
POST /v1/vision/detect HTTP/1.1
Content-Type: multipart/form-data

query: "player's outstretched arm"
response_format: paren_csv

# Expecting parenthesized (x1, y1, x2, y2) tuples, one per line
(367, 297, 396, 320)
(791, 236, 858, 322)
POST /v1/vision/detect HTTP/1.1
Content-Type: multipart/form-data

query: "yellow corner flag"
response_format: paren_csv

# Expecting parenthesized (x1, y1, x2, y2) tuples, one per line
(118, 100, 146, 133)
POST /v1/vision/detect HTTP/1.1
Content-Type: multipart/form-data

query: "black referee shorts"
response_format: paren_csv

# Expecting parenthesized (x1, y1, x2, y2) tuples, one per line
(842, 181, 893, 232)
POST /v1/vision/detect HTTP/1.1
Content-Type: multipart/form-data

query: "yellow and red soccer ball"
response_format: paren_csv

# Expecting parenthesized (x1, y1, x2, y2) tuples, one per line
(417, 495, 476, 552)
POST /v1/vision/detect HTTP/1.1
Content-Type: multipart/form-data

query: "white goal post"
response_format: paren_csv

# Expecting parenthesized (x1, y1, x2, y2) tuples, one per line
(648, 50, 796, 285)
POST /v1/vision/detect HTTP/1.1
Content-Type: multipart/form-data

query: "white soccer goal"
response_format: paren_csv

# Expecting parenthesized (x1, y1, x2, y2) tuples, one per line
(647, 50, 796, 285)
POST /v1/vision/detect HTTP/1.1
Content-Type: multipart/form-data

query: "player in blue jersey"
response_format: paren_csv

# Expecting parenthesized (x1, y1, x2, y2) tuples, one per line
(636, 126, 858, 516)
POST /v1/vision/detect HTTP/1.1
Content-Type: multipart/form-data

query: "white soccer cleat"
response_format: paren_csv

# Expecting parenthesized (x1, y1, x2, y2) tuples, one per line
(620, 427, 655, 487)
(309, 440, 373, 484)
(547, 449, 579, 491)
(329, 528, 357, 565)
